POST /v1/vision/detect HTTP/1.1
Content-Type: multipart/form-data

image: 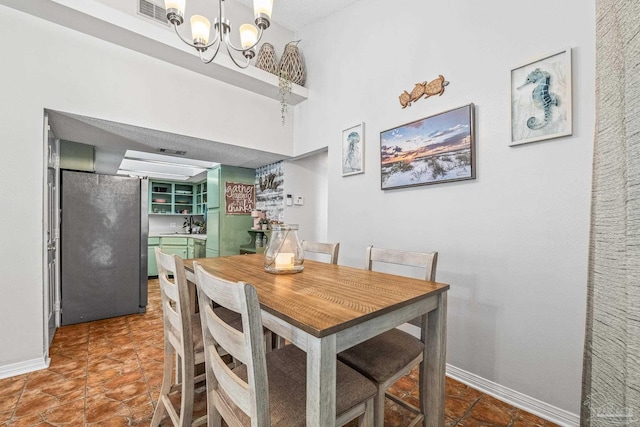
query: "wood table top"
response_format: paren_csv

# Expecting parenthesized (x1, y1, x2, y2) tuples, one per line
(184, 254, 449, 338)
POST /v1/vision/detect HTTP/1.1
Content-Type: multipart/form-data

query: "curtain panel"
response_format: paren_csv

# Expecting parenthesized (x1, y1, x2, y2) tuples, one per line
(582, 0, 640, 425)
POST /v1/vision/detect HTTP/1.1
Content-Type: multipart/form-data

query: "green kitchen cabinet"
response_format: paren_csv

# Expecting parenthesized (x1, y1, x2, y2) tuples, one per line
(206, 248, 219, 258)
(160, 246, 188, 259)
(206, 166, 254, 257)
(206, 211, 220, 252)
(149, 236, 205, 276)
(195, 181, 207, 214)
(187, 238, 194, 259)
(159, 236, 188, 261)
(149, 179, 207, 215)
(194, 239, 206, 258)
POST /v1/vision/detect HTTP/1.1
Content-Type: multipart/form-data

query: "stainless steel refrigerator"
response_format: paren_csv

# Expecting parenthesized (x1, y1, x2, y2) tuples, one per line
(60, 171, 148, 325)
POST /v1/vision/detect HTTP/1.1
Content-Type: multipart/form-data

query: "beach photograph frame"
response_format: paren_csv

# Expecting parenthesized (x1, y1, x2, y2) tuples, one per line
(380, 104, 475, 190)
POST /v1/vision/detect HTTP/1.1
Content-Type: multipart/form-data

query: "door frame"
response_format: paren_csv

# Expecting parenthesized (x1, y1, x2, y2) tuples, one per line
(43, 113, 60, 359)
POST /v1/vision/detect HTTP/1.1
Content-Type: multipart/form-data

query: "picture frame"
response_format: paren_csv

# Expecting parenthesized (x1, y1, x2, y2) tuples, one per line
(380, 104, 475, 190)
(342, 123, 365, 176)
(510, 47, 572, 146)
(225, 182, 255, 214)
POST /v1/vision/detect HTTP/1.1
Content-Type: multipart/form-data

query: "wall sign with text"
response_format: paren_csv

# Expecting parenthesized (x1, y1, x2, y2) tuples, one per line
(225, 182, 255, 214)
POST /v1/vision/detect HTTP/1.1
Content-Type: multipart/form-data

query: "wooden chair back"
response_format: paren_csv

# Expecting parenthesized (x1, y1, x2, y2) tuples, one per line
(366, 245, 438, 281)
(366, 246, 438, 328)
(302, 240, 340, 264)
(156, 247, 194, 364)
(194, 262, 270, 426)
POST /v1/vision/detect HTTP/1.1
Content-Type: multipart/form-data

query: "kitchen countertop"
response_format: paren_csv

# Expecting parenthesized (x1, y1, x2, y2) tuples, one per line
(149, 233, 207, 241)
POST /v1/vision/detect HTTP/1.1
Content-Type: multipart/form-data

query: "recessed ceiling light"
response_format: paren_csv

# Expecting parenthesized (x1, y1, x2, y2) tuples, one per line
(117, 150, 218, 179)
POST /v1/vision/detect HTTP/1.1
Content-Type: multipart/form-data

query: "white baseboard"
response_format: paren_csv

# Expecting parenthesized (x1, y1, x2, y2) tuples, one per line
(0, 356, 50, 380)
(446, 364, 580, 427)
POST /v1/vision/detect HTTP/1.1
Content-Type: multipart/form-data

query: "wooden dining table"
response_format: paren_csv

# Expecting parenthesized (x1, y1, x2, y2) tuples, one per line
(183, 254, 449, 427)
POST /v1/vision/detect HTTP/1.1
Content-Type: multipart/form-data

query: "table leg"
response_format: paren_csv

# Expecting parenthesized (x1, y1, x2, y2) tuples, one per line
(423, 292, 447, 427)
(306, 334, 337, 426)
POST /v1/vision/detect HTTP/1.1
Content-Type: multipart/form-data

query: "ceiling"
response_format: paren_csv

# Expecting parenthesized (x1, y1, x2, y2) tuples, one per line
(236, 0, 363, 33)
(47, 110, 289, 178)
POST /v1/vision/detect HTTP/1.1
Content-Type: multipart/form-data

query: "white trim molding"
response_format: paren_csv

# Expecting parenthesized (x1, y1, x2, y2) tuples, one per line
(446, 364, 580, 427)
(0, 356, 50, 380)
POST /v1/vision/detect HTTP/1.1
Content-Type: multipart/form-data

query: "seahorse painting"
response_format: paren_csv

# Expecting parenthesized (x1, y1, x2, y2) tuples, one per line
(517, 68, 559, 130)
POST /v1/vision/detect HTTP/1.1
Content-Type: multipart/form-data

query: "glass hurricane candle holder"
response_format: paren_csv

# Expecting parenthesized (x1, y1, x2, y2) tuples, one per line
(264, 224, 304, 274)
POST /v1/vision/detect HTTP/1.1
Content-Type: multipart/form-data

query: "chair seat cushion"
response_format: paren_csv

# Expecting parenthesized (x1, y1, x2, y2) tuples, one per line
(338, 328, 424, 383)
(224, 345, 376, 427)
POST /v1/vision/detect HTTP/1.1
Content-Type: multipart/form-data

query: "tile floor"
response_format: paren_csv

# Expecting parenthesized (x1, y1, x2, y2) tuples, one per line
(0, 279, 558, 426)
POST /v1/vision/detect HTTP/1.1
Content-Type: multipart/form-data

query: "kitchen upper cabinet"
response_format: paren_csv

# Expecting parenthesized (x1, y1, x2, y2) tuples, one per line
(149, 181, 205, 215)
(206, 166, 254, 257)
(195, 181, 207, 214)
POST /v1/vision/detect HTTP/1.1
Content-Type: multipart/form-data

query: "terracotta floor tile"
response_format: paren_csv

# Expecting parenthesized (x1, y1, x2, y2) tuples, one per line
(37, 398, 84, 426)
(512, 409, 549, 426)
(458, 398, 517, 426)
(84, 395, 126, 424)
(0, 392, 21, 414)
(446, 395, 478, 421)
(447, 378, 484, 401)
(8, 412, 46, 427)
(103, 381, 148, 402)
(13, 389, 63, 418)
(445, 415, 459, 427)
(0, 412, 12, 425)
(86, 356, 140, 376)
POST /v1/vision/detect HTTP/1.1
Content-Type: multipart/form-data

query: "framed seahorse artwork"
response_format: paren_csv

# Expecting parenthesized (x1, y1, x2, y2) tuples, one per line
(510, 47, 572, 146)
(342, 122, 365, 176)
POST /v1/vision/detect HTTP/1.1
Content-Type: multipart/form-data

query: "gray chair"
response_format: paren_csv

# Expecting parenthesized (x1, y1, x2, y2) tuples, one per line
(151, 248, 206, 427)
(301, 240, 340, 264)
(338, 245, 438, 427)
(193, 262, 376, 427)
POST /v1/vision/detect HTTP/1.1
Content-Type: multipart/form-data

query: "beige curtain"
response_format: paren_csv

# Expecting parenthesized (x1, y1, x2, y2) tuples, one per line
(581, 0, 640, 425)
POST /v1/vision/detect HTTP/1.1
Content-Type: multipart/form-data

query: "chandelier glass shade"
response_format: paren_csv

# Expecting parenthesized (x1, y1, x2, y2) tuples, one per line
(164, 0, 274, 68)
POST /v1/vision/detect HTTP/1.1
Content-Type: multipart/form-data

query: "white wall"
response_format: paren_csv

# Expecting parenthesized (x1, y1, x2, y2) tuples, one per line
(293, 0, 594, 417)
(283, 150, 329, 249)
(149, 215, 205, 234)
(0, 4, 292, 371)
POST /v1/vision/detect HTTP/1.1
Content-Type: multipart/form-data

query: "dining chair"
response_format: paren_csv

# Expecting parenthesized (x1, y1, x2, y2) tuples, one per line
(193, 262, 376, 427)
(338, 245, 438, 427)
(301, 240, 340, 264)
(151, 248, 207, 427)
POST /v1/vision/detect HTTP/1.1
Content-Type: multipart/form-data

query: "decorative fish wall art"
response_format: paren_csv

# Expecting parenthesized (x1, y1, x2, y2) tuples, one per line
(399, 75, 449, 108)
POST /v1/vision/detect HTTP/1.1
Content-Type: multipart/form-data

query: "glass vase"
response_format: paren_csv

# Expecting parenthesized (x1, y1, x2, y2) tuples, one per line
(264, 224, 304, 274)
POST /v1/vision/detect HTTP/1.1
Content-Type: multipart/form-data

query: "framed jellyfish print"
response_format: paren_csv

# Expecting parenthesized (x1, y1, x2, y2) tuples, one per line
(342, 123, 365, 176)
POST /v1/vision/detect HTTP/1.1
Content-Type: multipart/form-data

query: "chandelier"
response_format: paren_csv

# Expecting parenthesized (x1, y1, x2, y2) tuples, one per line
(164, 0, 273, 68)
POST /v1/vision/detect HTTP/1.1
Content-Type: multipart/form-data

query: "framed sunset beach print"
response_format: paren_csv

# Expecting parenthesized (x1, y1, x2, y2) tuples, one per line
(380, 104, 476, 190)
